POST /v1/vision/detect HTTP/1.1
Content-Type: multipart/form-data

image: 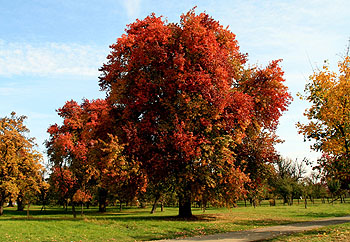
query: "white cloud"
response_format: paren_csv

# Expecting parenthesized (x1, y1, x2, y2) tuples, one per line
(123, 0, 141, 19)
(0, 87, 16, 96)
(0, 40, 108, 78)
(218, 0, 349, 62)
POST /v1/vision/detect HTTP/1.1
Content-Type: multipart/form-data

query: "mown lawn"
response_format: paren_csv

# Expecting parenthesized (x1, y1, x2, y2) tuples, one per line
(266, 222, 350, 241)
(0, 200, 349, 242)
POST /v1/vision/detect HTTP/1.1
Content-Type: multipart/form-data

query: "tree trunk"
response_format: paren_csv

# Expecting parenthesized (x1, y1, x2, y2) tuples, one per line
(26, 202, 30, 217)
(304, 196, 307, 209)
(7, 200, 14, 207)
(17, 195, 24, 211)
(202, 199, 207, 212)
(81, 203, 84, 216)
(178, 193, 192, 218)
(72, 203, 77, 218)
(331, 194, 334, 205)
(98, 188, 108, 212)
(40, 193, 47, 211)
(150, 201, 157, 214)
(161, 202, 164, 212)
(119, 201, 122, 212)
(150, 195, 160, 214)
(0, 200, 4, 215)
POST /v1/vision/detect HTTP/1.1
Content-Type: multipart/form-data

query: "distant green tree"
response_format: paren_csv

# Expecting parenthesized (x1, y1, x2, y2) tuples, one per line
(327, 178, 341, 204)
(270, 157, 307, 205)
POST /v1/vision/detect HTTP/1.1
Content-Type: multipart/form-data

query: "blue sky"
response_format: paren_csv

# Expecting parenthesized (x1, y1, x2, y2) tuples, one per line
(1, 0, 349, 168)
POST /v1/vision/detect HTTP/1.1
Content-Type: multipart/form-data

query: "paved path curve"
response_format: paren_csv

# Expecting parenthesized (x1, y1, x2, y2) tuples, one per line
(154, 216, 350, 242)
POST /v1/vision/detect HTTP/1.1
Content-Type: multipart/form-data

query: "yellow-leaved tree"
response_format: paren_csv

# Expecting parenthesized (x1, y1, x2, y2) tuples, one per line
(0, 112, 45, 215)
(297, 55, 350, 188)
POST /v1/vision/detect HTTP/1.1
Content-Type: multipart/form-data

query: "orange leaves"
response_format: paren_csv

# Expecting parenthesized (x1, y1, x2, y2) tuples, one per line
(239, 60, 292, 131)
(173, 120, 202, 161)
(50, 167, 76, 197)
(298, 56, 350, 156)
(173, 51, 185, 71)
(47, 98, 112, 162)
(298, 55, 350, 187)
(47, 99, 115, 202)
(0, 113, 44, 209)
(224, 91, 253, 129)
(73, 189, 92, 203)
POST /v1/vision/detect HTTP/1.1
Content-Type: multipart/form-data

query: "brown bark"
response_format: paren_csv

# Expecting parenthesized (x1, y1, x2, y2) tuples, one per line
(98, 188, 107, 212)
(304, 196, 307, 209)
(17, 195, 24, 211)
(178, 193, 192, 218)
(150, 195, 160, 214)
(7, 200, 14, 207)
(0, 200, 4, 216)
(72, 203, 77, 218)
(26, 203, 30, 217)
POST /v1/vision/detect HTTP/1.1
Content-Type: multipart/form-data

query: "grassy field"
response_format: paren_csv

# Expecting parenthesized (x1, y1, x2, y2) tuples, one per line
(0, 200, 349, 242)
(266, 222, 350, 241)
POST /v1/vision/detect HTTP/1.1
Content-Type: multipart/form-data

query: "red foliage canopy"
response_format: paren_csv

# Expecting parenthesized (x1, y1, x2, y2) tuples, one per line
(98, 9, 292, 216)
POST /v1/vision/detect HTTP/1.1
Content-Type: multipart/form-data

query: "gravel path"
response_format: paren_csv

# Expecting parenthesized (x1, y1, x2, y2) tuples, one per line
(153, 215, 350, 242)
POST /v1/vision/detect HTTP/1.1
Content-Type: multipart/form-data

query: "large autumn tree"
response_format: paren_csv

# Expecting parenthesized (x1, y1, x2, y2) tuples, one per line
(99, 9, 291, 217)
(297, 55, 350, 189)
(0, 112, 44, 215)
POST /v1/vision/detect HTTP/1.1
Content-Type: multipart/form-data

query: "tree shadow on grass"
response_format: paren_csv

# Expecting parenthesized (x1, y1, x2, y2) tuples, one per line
(3, 208, 73, 217)
(1, 206, 221, 221)
(0, 212, 298, 229)
(0, 213, 219, 222)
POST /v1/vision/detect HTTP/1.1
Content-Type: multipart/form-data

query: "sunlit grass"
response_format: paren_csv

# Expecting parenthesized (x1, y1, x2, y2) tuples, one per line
(266, 223, 350, 242)
(0, 200, 349, 241)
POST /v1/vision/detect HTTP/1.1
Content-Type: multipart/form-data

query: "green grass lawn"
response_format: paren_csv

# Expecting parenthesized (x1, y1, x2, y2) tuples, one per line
(266, 223, 350, 242)
(0, 200, 349, 242)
